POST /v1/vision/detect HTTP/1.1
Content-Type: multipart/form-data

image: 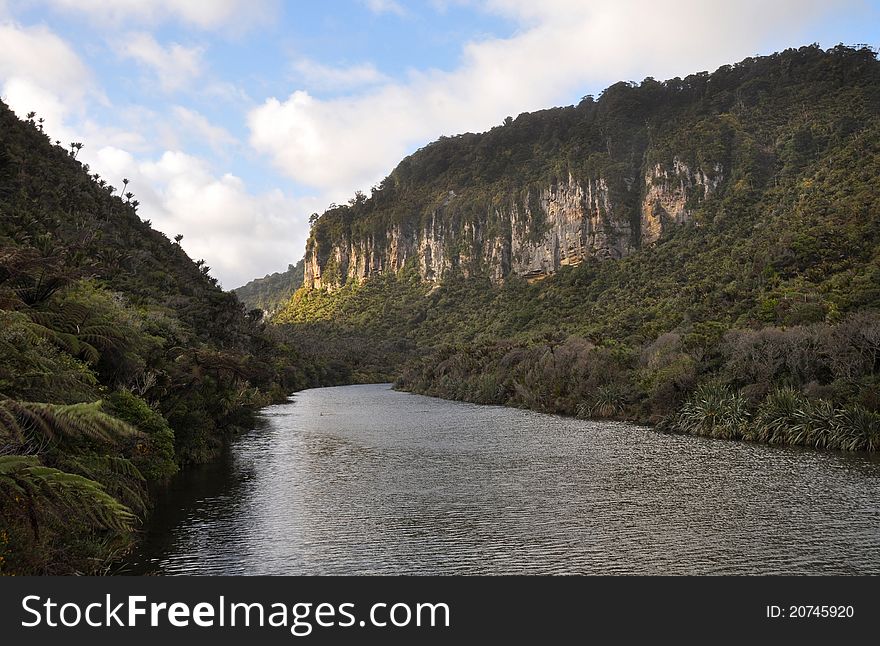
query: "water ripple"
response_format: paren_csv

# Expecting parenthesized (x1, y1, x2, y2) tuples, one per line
(127, 384, 880, 575)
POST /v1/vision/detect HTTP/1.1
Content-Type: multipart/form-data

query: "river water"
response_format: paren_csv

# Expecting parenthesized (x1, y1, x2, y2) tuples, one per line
(125, 384, 880, 575)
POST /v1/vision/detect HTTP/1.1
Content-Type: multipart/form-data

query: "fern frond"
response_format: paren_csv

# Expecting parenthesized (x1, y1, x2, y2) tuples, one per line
(0, 405, 23, 443)
(0, 454, 39, 475)
(79, 455, 146, 482)
(0, 399, 141, 446)
(0, 455, 137, 533)
(25, 323, 101, 364)
(23, 310, 57, 328)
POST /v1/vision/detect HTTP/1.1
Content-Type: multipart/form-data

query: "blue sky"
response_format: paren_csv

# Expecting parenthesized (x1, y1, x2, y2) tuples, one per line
(1, 1, 878, 288)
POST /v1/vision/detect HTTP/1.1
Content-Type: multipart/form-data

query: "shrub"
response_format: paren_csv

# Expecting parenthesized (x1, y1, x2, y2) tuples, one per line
(675, 383, 750, 439)
(753, 386, 809, 444)
(105, 390, 177, 483)
(836, 405, 880, 451)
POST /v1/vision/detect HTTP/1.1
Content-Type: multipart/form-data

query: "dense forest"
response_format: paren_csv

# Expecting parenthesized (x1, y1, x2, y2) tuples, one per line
(0, 102, 354, 574)
(275, 45, 880, 450)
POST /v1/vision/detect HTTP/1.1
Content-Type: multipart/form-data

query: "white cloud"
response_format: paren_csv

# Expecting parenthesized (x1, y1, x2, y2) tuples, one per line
(90, 147, 313, 289)
(202, 81, 252, 106)
(249, 0, 858, 196)
(38, 0, 276, 32)
(2, 77, 69, 134)
(0, 21, 92, 125)
(116, 32, 204, 93)
(362, 0, 406, 16)
(293, 59, 388, 92)
(171, 106, 237, 152)
(0, 22, 90, 96)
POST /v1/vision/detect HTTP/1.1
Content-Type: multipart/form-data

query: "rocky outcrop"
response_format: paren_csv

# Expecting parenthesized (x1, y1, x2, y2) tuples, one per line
(506, 175, 633, 281)
(305, 161, 722, 290)
(640, 158, 723, 246)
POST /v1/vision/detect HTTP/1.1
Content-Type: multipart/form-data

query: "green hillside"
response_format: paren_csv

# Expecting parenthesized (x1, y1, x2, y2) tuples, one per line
(234, 259, 304, 314)
(276, 45, 880, 448)
(0, 101, 343, 574)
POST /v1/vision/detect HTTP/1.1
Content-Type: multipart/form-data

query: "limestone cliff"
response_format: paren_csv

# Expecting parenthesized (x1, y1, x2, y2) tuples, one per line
(271, 45, 880, 295)
(641, 158, 724, 246)
(304, 160, 723, 290)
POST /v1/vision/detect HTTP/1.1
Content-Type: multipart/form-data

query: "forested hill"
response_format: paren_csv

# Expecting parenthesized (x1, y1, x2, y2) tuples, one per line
(0, 101, 341, 574)
(275, 45, 880, 451)
(234, 259, 304, 314)
(297, 44, 880, 291)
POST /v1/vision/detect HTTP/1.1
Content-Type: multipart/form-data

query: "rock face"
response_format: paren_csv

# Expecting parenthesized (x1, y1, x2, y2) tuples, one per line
(305, 160, 723, 291)
(641, 158, 724, 246)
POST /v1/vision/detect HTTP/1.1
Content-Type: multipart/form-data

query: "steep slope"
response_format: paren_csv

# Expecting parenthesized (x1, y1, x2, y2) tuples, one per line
(0, 101, 333, 574)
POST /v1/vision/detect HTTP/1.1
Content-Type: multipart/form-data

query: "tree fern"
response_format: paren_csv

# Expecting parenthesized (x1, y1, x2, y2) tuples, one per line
(0, 243, 73, 308)
(0, 455, 136, 534)
(0, 319, 99, 403)
(27, 302, 125, 363)
(0, 399, 140, 447)
(60, 455, 148, 517)
(25, 321, 101, 363)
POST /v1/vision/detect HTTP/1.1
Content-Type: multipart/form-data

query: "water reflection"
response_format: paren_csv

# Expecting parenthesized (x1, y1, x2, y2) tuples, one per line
(126, 384, 880, 575)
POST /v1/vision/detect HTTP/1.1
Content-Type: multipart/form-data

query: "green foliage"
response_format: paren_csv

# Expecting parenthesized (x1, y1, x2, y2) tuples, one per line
(0, 456, 135, 533)
(0, 399, 139, 447)
(745, 388, 880, 450)
(837, 405, 880, 452)
(0, 310, 98, 402)
(664, 383, 880, 450)
(753, 387, 809, 444)
(0, 455, 136, 574)
(105, 390, 177, 482)
(675, 383, 750, 440)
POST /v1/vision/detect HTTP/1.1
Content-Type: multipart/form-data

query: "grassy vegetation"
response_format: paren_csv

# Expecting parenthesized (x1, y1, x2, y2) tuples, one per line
(666, 383, 880, 451)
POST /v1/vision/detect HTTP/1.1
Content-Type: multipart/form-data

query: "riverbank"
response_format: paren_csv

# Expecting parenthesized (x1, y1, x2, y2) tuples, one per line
(395, 380, 880, 453)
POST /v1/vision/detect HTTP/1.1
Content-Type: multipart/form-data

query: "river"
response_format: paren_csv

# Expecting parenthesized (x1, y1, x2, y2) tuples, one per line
(125, 384, 880, 575)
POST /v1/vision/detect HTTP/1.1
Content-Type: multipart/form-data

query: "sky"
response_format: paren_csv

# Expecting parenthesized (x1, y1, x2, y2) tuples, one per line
(1, 1, 879, 289)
